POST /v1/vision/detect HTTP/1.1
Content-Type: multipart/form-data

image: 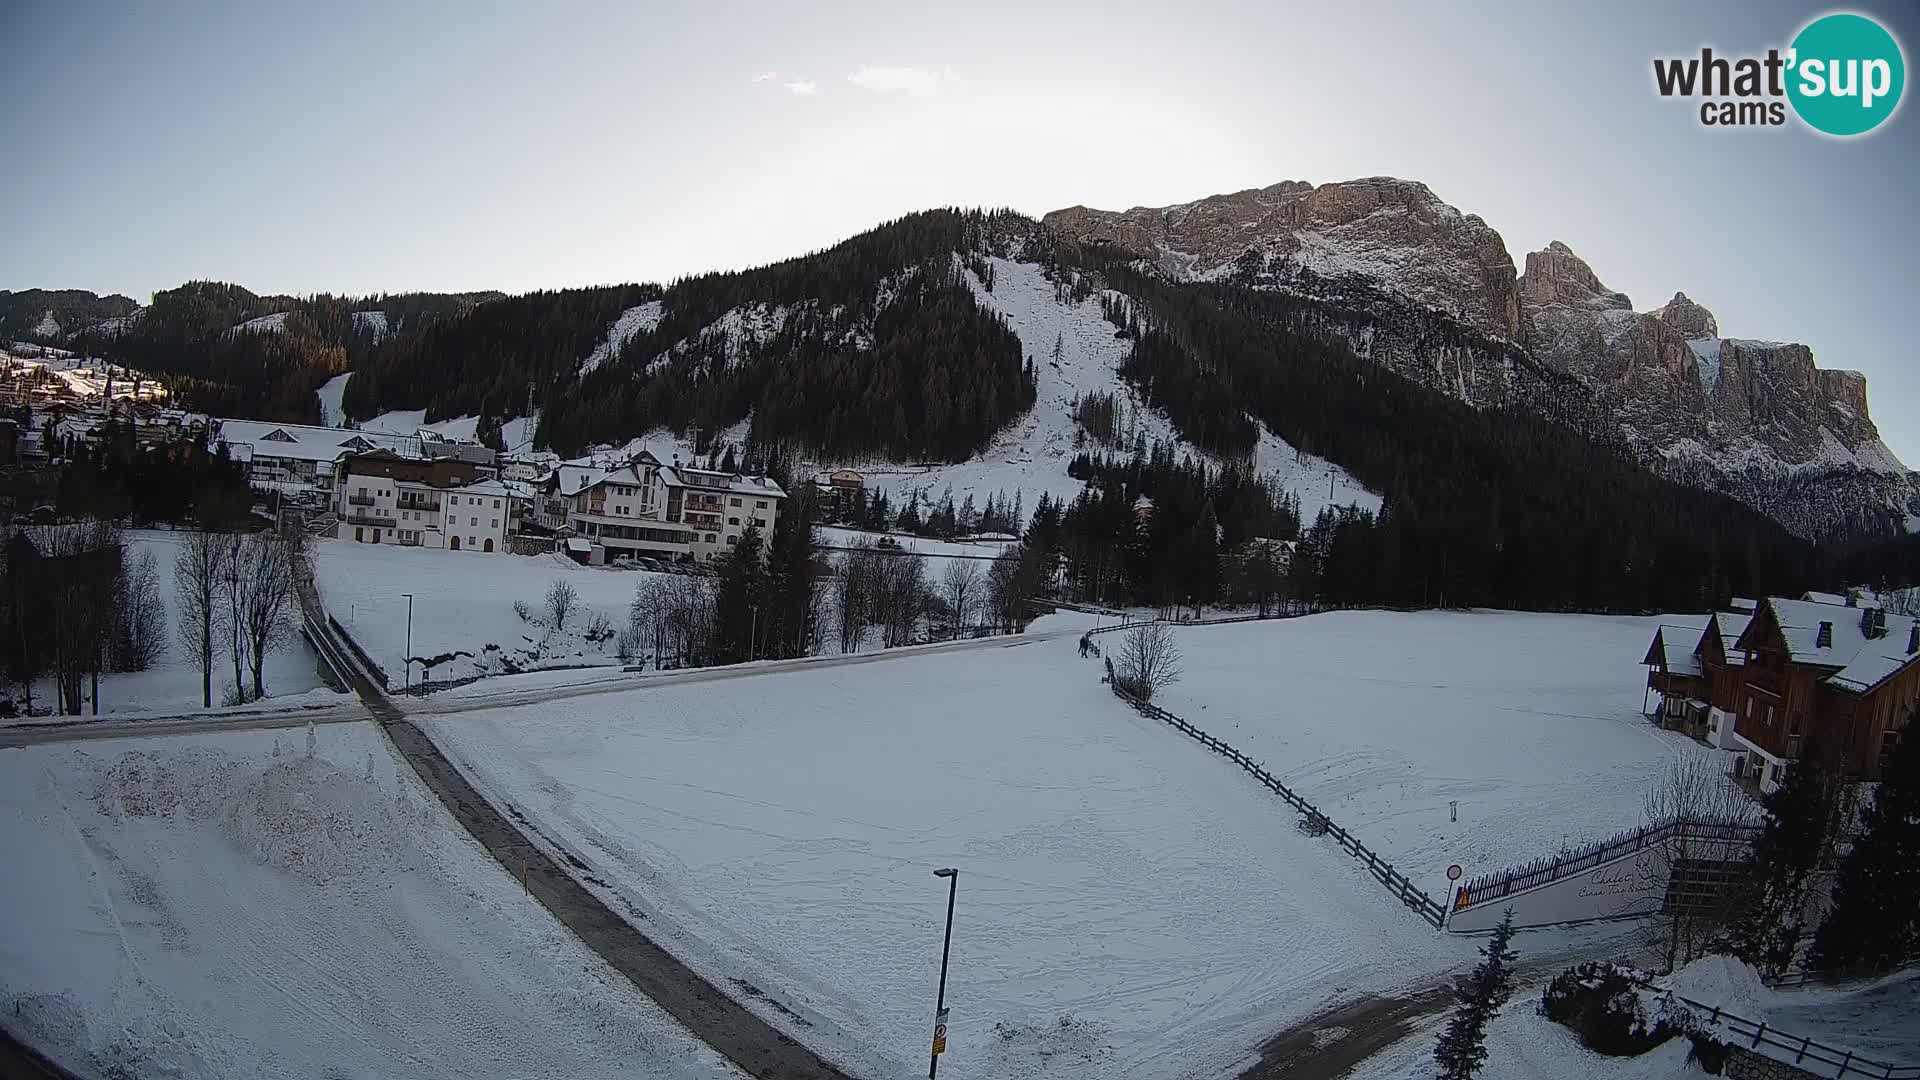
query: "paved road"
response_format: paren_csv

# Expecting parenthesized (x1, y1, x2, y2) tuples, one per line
(298, 582, 861, 1080)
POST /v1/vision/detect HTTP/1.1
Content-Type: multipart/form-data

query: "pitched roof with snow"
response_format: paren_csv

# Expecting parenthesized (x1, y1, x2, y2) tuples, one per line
(215, 419, 418, 463)
(1745, 597, 1919, 695)
(1655, 625, 1704, 677)
(658, 465, 786, 499)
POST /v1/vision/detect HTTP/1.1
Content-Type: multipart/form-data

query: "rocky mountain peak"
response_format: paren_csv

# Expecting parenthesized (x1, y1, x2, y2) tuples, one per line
(1044, 176, 1524, 340)
(1650, 291, 1719, 339)
(1517, 242, 1631, 311)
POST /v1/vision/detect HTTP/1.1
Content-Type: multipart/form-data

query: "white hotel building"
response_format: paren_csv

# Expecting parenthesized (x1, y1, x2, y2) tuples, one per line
(543, 451, 785, 564)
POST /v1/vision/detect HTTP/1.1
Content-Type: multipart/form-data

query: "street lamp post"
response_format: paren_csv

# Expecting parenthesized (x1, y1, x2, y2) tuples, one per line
(930, 867, 958, 1079)
(401, 592, 414, 688)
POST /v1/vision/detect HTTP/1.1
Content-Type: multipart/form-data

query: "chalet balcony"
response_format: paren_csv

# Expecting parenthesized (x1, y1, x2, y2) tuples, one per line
(398, 498, 442, 512)
(347, 493, 377, 507)
(345, 511, 396, 528)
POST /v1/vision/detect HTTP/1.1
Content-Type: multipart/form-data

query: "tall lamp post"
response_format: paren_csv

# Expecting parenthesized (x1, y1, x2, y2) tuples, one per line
(401, 592, 414, 688)
(929, 867, 958, 1079)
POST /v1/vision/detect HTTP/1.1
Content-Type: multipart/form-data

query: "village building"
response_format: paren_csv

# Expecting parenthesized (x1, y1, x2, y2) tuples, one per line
(332, 449, 511, 553)
(542, 451, 785, 565)
(1644, 592, 1917, 793)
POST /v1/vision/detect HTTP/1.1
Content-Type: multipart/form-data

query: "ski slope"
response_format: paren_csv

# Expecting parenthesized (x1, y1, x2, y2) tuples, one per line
(1156, 611, 1711, 895)
(0, 722, 739, 1080)
(423, 627, 1463, 1080)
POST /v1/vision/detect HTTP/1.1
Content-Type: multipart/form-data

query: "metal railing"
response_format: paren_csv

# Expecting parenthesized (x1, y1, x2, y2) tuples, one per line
(343, 511, 397, 528)
(347, 493, 376, 506)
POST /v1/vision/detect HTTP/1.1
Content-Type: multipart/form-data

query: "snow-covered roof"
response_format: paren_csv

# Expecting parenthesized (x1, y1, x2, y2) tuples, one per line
(216, 419, 418, 463)
(1748, 598, 1919, 694)
(453, 478, 512, 498)
(1711, 611, 1753, 665)
(658, 465, 786, 499)
(1655, 625, 1703, 677)
(566, 537, 593, 553)
(1728, 597, 1757, 611)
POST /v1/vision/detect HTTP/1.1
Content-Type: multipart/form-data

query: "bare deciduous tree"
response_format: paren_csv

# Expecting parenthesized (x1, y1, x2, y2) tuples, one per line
(232, 531, 297, 701)
(941, 559, 981, 635)
(874, 553, 926, 648)
(33, 522, 122, 714)
(1115, 621, 1182, 702)
(113, 549, 168, 672)
(835, 543, 877, 653)
(1643, 754, 1755, 973)
(546, 579, 580, 631)
(175, 527, 231, 709)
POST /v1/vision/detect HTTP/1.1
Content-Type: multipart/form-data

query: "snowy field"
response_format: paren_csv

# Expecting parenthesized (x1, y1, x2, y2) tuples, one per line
(423, 627, 1467, 1080)
(311, 539, 672, 683)
(0, 721, 739, 1080)
(1155, 611, 1712, 895)
(17, 530, 330, 718)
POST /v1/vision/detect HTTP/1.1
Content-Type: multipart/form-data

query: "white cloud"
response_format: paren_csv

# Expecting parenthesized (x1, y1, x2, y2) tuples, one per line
(785, 80, 818, 96)
(845, 65, 955, 97)
(752, 70, 778, 82)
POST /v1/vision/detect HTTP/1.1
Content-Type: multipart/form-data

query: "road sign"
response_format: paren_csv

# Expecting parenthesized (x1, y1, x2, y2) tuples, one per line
(1446, 864, 1463, 881)
(931, 1008, 950, 1056)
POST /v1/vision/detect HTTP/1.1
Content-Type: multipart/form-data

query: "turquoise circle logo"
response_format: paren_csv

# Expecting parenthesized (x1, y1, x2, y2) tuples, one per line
(1787, 13, 1905, 136)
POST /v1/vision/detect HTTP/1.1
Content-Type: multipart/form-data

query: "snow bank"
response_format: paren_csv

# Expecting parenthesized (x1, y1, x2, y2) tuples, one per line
(314, 371, 351, 426)
(424, 630, 1463, 1080)
(0, 723, 739, 1079)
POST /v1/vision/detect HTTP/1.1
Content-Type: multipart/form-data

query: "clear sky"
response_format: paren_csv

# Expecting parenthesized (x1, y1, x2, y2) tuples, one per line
(4, 0, 1916, 461)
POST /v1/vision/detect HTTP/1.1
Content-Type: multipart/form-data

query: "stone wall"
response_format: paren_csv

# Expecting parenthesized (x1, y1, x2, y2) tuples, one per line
(1725, 1045, 1825, 1080)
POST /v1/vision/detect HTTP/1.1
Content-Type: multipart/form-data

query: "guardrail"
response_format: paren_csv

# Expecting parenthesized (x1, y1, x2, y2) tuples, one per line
(326, 615, 389, 691)
(1109, 681, 1448, 928)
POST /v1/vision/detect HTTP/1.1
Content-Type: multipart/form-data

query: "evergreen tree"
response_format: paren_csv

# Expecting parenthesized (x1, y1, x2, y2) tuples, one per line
(1727, 740, 1841, 978)
(763, 487, 819, 659)
(1434, 910, 1519, 1080)
(1810, 724, 1920, 974)
(713, 527, 766, 665)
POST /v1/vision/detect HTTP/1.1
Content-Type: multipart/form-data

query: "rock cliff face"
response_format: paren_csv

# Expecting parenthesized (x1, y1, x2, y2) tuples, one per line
(1047, 179, 1915, 539)
(1047, 177, 1524, 340)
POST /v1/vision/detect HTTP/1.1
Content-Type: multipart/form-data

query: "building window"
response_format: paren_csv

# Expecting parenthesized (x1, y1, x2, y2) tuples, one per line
(754, 518, 767, 529)
(490, 519, 499, 528)
(728, 516, 740, 526)
(705, 533, 717, 543)
(756, 500, 767, 509)
(355, 527, 364, 542)
(1765, 705, 1774, 727)
(470, 516, 478, 526)
(730, 497, 741, 507)
(493, 499, 500, 509)
(726, 535, 737, 545)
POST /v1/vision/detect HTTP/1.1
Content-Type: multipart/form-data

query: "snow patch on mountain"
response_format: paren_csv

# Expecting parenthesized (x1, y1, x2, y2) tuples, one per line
(229, 311, 289, 336)
(643, 301, 790, 375)
(1688, 337, 1723, 390)
(351, 310, 389, 343)
(32, 311, 61, 338)
(579, 301, 663, 376)
(315, 372, 351, 427)
(91, 308, 145, 337)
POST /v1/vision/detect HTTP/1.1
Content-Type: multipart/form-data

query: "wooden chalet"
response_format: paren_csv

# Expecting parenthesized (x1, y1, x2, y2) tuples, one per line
(1644, 593, 1917, 792)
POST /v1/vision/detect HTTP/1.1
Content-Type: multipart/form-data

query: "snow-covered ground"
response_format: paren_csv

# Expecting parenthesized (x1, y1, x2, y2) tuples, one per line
(423, 628, 1466, 1080)
(0, 722, 740, 1080)
(578, 300, 663, 376)
(0, 345, 168, 403)
(314, 371, 351, 426)
(310, 539, 672, 683)
(1155, 611, 1712, 895)
(15, 531, 330, 718)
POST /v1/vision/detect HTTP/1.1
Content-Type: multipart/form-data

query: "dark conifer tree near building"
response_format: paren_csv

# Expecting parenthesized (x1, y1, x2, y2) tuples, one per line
(713, 527, 766, 665)
(1810, 725, 1920, 974)
(1726, 740, 1841, 978)
(1434, 910, 1519, 1080)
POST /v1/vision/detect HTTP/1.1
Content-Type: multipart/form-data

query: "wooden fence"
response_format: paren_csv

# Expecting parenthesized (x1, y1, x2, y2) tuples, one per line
(1109, 682, 1448, 928)
(1667, 991, 1917, 1079)
(1456, 817, 1760, 912)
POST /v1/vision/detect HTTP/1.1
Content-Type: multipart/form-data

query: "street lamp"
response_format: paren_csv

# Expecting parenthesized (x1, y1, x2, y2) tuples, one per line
(401, 592, 414, 688)
(929, 867, 958, 1079)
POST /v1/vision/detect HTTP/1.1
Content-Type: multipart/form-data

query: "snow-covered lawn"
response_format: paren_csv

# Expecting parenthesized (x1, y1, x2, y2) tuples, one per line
(423, 630, 1466, 1080)
(311, 539, 675, 683)
(0, 722, 738, 1080)
(17, 531, 331, 718)
(1155, 611, 1715, 895)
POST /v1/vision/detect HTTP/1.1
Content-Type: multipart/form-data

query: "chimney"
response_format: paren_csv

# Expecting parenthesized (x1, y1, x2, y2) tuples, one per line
(1862, 607, 1888, 640)
(1845, 591, 1858, 607)
(1910, 621, 1919, 655)
(1816, 621, 1833, 648)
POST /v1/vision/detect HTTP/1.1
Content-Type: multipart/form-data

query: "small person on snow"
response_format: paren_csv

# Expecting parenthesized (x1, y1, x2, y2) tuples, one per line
(1079, 633, 1092, 658)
